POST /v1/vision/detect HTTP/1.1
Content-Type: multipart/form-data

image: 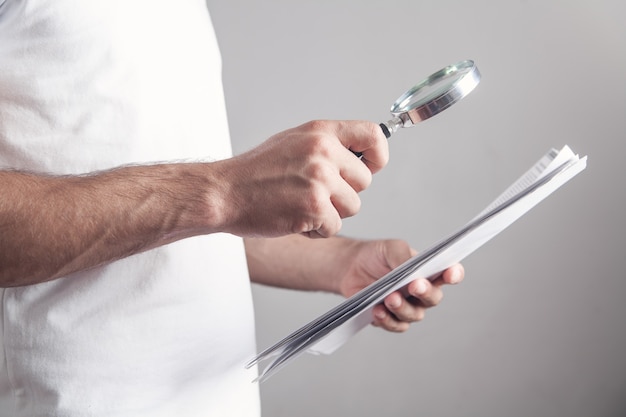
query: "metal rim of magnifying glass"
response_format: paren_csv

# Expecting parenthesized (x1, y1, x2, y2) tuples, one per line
(385, 60, 481, 134)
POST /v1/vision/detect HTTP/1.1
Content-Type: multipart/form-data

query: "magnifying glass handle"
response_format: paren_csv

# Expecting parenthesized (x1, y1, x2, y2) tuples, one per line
(379, 123, 392, 139)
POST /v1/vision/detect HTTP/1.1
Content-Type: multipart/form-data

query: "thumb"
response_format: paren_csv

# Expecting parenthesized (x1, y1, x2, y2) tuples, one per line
(380, 239, 416, 270)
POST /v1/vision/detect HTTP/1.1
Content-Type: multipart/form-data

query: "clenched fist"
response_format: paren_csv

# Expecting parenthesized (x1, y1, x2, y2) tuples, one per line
(214, 120, 388, 238)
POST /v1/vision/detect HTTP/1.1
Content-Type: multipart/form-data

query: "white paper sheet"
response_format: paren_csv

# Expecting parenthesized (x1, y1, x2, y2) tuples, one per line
(247, 145, 587, 382)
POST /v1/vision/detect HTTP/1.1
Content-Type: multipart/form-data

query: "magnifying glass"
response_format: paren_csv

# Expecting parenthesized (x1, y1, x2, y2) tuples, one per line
(377, 59, 480, 140)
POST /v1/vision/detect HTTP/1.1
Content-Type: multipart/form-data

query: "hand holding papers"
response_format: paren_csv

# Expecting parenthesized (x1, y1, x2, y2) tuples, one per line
(247, 145, 587, 382)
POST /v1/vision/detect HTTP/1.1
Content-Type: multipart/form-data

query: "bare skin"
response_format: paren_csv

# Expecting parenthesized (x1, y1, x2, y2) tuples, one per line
(0, 119, 463, 330)
(246, 235, 464, 331)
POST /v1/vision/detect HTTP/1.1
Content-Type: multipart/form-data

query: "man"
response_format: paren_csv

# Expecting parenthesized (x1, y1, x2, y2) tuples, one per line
(0, 0, 463, 416)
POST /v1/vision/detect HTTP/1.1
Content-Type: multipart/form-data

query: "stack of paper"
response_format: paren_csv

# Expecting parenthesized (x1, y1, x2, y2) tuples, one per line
(247, 145, 587, 382)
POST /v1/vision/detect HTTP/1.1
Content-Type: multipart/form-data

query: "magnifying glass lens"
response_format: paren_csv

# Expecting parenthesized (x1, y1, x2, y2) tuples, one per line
(396, 68, 471, 113)
(381, 60, 480, 136)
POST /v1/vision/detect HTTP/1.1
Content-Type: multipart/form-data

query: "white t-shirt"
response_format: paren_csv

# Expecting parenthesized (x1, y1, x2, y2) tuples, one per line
(0, 1, 260, 416)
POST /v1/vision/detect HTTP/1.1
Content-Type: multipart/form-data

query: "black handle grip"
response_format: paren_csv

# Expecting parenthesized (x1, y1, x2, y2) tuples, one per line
(379, 122, 391, 139)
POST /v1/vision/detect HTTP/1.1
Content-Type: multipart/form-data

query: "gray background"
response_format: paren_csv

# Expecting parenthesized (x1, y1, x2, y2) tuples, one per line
(206, 1, 625, 416)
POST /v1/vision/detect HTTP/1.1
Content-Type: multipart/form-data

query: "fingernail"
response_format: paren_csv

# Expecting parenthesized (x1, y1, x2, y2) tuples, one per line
(374, 309, 386, 320)
(450, 269, 461, 284)
(388, 297, 401, 308)
(416, 279, 427, 295)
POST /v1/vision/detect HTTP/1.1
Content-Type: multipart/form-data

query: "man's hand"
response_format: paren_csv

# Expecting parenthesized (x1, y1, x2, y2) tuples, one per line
(215, 120, 388, 238)
(337, 239, 465, 332)
(246, 236, 464, 333)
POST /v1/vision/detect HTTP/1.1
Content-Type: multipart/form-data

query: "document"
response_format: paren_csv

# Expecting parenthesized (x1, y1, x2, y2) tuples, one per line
(247, 145, 587, 382)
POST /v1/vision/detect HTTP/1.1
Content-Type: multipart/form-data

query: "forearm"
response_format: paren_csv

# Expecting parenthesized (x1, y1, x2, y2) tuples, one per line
(0, 120, 388, 287)
(0, 163, 224, 286)
(244, 234, 359, 294)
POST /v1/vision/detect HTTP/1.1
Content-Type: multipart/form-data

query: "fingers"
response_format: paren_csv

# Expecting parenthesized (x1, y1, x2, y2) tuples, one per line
(220, 119, 388, 239)
(300, 119, 386, 187)
(372, 265, 465, 332)
(333, 120, 389, 174)
(372, 303, 411, 333)
(372, 281, 434, 332)
(294, 120, 388, 237)
(381, 280, 437, 323)
(431, 263, 465, 286)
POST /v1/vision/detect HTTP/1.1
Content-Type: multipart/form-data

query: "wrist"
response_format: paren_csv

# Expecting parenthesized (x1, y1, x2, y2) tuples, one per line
(158, 161, 232, 238)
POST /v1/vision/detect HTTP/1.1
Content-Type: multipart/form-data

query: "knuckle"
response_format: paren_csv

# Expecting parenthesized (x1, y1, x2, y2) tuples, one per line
(307, 135, 334, 160)
(306, 182, 328, 213)
(338, 193, 361, 218)
(291, 218, 313, 235)
(292, 192, 343, 237)
(348, 166, 372, 193)
(358, 170, 373, 192)
(414, 308, 426, 322)
(326, 217, 342, 236)
(386, 318, 409, 333)
(312, 216, 342, 238)
(299, 121, 339, 158)
(423, 287, 443, 307)
(434, 292, 444, 306)
(306, 119, 330, 132)
(304, 159, 333, 183)
(349, 196, 362, 216)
